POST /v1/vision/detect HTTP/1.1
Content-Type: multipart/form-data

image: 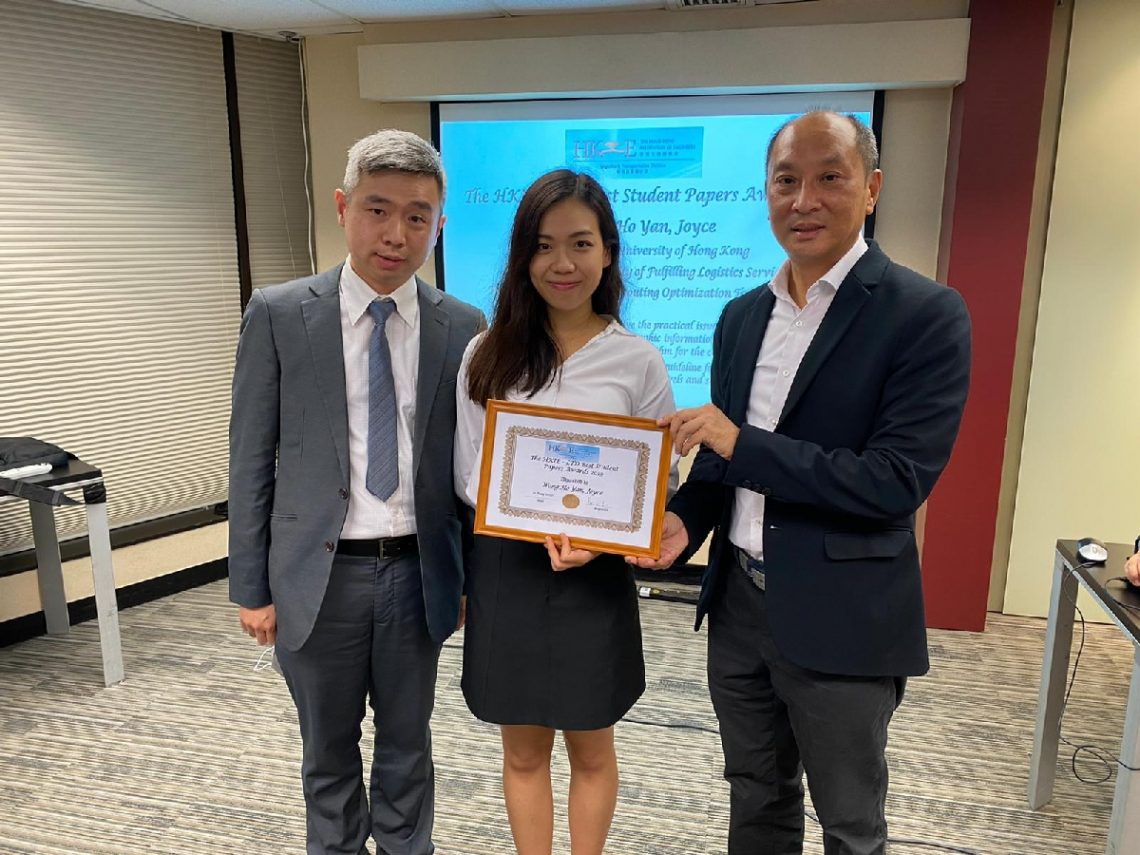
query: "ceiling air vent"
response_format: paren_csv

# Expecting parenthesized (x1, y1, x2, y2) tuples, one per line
(666, 0, 756, 8)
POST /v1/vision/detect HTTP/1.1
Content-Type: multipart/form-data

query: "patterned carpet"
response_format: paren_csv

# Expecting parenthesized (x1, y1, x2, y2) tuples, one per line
(0, 579, 1133, 855)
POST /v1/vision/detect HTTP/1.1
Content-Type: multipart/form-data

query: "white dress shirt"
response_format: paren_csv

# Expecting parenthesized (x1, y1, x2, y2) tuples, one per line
(339, 260, 420, 538)
(455, 319, 677, 508)
(729, 236, 868, 560)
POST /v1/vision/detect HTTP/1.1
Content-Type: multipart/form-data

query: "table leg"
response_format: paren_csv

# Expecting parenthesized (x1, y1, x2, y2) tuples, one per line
(28, 501, 69, 635)
(1029, 550, 1078, 808)
(1106, 646, 1140, 854)
(84, 500, 124, 687)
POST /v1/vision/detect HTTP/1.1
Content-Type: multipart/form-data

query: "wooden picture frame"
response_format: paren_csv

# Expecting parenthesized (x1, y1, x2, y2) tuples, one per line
(474, 400, 673, 558)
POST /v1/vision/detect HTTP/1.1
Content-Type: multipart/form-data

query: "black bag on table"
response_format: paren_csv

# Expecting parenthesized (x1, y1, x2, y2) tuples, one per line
(0, 437, 73, 470)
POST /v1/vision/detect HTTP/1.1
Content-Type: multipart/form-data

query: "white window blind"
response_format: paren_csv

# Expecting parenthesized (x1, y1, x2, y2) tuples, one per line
(0, 0, 242, 555)
(233, 34, 314, 291)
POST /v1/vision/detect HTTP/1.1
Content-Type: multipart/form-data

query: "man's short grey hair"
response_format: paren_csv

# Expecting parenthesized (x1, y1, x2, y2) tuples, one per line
(342, 129, 446, 203)
(765, 111, 880, 179)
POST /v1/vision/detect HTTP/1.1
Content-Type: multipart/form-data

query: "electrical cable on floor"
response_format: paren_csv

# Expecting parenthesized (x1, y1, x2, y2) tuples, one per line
(637, 584, 698, 605)
(885, 842, 982, 855)
(642, 562, 1140, 789)
(621, 716, 719, 736)
(1057, 562, 1140, 783)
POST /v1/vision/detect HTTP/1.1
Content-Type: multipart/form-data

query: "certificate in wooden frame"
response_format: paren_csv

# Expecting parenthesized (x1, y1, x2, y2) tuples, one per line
(474, 400, 672, 558)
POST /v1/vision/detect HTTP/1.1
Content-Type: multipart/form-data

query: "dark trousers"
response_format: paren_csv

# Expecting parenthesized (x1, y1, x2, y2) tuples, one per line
(707, 562, 904, 855)
(275, 552, 441, 855)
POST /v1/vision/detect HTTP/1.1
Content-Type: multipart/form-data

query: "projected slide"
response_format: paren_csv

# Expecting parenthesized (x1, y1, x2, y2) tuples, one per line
(438, 93, 876, 408)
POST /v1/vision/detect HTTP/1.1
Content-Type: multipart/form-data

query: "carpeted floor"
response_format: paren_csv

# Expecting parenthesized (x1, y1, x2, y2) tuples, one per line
(0, 578, 1132, 854)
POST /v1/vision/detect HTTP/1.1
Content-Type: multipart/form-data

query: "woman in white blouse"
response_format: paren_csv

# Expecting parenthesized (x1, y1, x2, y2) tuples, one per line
(454, 169, 676, 855)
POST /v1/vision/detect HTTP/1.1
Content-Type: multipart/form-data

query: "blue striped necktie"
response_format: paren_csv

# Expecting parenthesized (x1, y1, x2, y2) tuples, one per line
(366, 299, 399, 500)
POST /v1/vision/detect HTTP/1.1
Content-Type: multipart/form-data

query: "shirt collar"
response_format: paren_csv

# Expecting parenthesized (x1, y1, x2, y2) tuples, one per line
(340, 259, 419, 328)
(600, 316, 629, 338)
(768, 235, 869, 302)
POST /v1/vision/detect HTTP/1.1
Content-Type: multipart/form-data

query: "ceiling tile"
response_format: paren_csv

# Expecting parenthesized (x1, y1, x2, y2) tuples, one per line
(52, 0, 679, 33)
(52, 0, 358, 32)
(155, 0, 359, 30)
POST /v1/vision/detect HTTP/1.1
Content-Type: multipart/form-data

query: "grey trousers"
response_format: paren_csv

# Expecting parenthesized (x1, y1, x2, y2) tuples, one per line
(275, 551, 441, 855)
(707, 562, 904, 855)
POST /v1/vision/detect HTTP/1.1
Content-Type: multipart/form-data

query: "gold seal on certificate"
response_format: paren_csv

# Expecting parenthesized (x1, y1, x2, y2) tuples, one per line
(474, 400, 673, 558)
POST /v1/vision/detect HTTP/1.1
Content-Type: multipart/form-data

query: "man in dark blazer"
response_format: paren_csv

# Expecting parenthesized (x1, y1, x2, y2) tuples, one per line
(228, 129, 485, 855)
(633, 112, 971, 854)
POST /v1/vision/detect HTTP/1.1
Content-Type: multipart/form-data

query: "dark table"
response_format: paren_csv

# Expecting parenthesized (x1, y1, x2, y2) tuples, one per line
(0, 459, 123, 686)
(1028, 539, 1140, 854)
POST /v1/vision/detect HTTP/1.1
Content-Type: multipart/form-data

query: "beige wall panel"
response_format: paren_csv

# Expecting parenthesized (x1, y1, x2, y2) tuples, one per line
(0, 523, 228, 623)
(874, 89, 954, 276)
(303, 35, 397, 273)
(358, 20, 969, 103)
(1005, 0, 1140, 617)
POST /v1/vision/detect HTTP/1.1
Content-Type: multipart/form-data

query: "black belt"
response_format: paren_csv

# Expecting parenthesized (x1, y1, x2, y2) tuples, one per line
(733, 545, 766, 591)
(336, 535, 418, 559)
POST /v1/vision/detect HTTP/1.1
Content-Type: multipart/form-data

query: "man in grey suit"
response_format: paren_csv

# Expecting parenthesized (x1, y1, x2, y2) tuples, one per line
(228, 129, 485, 855)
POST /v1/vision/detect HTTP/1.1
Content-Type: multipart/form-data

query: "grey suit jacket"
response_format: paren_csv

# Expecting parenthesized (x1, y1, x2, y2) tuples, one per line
(227, 264, 486, 649)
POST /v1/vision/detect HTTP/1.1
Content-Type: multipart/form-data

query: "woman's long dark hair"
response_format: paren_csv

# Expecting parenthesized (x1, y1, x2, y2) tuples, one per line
(466, 169, 625, 406)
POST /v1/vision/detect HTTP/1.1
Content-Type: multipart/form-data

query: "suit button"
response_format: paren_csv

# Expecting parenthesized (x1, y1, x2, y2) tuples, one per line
(338, 488, 348, 499)
(324, 540, 335, 552)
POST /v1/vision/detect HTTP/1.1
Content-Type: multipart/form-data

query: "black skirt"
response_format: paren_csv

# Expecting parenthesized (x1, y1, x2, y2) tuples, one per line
(461, 533, 646, 731)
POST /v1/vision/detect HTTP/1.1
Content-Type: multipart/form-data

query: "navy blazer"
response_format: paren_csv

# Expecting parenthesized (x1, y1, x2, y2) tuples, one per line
(669, 241, 971, 678)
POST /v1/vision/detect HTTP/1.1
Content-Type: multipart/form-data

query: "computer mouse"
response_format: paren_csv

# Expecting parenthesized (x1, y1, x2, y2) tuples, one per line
(1076, 537, 1109, 564)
